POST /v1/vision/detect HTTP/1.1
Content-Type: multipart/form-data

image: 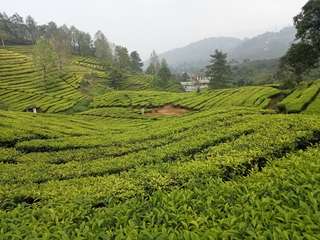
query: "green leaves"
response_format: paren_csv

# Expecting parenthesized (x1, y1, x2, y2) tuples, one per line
(1, 105, 320, 238)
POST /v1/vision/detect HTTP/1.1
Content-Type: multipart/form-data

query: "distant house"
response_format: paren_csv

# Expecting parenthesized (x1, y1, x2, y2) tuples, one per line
(181, 75, 210, 92)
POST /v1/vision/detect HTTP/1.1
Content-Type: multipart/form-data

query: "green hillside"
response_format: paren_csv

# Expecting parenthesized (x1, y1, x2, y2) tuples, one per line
(1, 47, 320, 238)
(0, 46, 158, 112)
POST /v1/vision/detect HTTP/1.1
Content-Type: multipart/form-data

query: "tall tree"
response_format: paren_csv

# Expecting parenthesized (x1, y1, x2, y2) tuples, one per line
(155, 59, 171, 88)
(0, 13, 11, 47)
(114, 46, 130, 70)
(109, 67, 124, 89)
(8, 13, 26, 42)
(44, 21, 58, 39)
(25, 16, 38, 43)
(279, 42, 319, 83)
(130, 51, 143, 72)
(32, 39, 58, 86)
(146, 50, 160, 75)
(0, 29, 9, 48)
(70, 26, 93, 56)
(277, 0, 320, 85)
(78, 32, 93, 56)
(206, 50, 232, 89)
(294, 0, 320, 54)
(50, 26, 72, 73)
(94, 30, 112, 61)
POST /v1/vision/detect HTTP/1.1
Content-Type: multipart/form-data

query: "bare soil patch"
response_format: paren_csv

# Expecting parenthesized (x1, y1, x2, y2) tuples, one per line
(267, 93, 287, 112)
(146, 104, 190, 117)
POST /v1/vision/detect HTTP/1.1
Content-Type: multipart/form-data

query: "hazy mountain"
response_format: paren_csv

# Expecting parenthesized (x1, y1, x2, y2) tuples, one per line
(158, 27, 296, 72)
(158, 37, 242, 72)
(229, 27, 296, 61)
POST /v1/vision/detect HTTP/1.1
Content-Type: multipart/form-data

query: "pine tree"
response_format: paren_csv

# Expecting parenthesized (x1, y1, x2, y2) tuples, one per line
(94, 31, 112, 62)
(155, 59, 171, 88)
(146, 50, 160, 75)
(114, 46, 130, 70)
(130, 51, 143, 72)
(206, 50, 232, 89)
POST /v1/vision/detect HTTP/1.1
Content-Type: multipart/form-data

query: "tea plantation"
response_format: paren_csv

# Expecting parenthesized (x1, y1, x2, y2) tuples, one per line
(1, 46, 320, 239)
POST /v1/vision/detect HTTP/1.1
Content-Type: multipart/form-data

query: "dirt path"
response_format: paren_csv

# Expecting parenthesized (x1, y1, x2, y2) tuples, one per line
(146, 104, 190, 117)
(267, 93, 287, 112)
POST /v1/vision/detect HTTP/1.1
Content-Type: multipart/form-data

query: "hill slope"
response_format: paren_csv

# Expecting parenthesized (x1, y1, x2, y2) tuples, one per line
(0, 46, 164, 112)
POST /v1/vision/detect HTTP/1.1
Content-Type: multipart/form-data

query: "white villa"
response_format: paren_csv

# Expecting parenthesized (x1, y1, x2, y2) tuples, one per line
(181, 75, 210, 92)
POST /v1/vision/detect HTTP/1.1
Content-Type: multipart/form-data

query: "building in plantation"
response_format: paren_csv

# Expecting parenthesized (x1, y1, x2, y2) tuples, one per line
(181, 75, 210, 92)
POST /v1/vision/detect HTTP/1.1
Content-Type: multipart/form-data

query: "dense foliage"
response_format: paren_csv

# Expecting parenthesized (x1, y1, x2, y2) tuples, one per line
(278, 0, 320, 86)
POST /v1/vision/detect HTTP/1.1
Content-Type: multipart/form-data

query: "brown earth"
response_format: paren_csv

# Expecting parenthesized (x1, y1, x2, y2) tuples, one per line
(267, 93, 288, 112)
(145, 104, 190, 117)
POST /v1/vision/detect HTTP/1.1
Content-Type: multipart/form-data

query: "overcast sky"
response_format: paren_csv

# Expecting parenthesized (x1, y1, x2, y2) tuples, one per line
(2, 0, 308, 59)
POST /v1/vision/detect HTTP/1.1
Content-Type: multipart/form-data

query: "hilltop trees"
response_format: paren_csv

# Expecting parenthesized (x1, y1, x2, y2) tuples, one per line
(32, 39, 58, 86)
(206, 50, 232, 89)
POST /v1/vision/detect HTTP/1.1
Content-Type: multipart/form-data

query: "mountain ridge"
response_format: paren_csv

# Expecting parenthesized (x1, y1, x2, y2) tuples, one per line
(157, 26, 296, 72)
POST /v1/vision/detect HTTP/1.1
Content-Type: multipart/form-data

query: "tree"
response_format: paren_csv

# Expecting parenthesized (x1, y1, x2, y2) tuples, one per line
(275, 64, 298, 89)
(70, 26, 93, 56)
(8, 13, 27, 43)
(206, 50, 232, 89)
(0, 29, 9, 48)
(78, 32, 93, 56)
(109, 67, 124, 89)
(25, 16, 38, 43)
(154, 59, 171, 88)
(181, 72, 189, 82)
(33, 39, 58, 86)
(130, 51, 143, 72)
(294, 0, 320, 54)
(114, 46, 130, 70)
(146, 50, 160, 75)
(94, 30, 112, 61)
(279, 42, 319, 83)
(0, 13, 11, 47)
(44, 21, 58, 39)
(50, 26, 72, 73)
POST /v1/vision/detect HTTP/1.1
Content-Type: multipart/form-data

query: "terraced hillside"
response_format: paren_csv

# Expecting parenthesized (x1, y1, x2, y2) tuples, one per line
(89, 81, 320, 115)
(2, 45, 320, 115)
(0, 47, 85, 112)
(91, 86, 280, 111)
(1, 106, 320, 238)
